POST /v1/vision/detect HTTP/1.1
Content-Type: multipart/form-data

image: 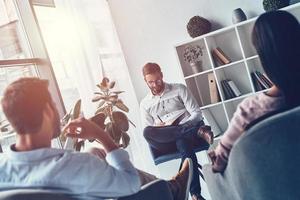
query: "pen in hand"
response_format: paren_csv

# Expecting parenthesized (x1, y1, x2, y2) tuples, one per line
(157, 115, 164, 123)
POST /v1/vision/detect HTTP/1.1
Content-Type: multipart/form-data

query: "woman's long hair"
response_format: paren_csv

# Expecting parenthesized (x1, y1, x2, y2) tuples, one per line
(252, 10, 300, 109)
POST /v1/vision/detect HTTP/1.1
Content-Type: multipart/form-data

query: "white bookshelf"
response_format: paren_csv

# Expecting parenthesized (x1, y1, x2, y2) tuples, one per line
(174, 3, 300, 141)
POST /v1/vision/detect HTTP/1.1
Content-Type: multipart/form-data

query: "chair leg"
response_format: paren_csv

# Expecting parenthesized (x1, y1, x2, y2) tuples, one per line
(197, 163, 202, 170)
(198, 163, 205, 181)
(198, 169, 205, 181)
(178, 160, 183, 172)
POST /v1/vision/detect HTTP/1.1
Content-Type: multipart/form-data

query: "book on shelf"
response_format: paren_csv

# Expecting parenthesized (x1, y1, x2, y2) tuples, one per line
(253, 71, 272, 89)
(256, 71, 273, 88)
(221, 80, 236, 99)
(212, 47, 231, 65)
(251, 71, 274, 91)
(227, 80, 242, 97)
(251, 72, 264, 91)
(221, 80, 232, 99)
(262, 73, 273, 86)
(207, 73, 220, 104)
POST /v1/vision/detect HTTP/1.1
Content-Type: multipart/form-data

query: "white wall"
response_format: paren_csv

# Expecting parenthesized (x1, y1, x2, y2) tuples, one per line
(108, 0, 267, 102)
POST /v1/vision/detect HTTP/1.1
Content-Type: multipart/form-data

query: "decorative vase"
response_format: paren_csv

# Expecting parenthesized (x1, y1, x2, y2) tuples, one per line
(190, 61, 202, 74)
(186, 16, 211, 38)
(232, 8, 247, 24)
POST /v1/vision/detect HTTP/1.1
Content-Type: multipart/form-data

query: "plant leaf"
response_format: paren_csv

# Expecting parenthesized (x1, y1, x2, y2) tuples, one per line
(92, 96, 102, 102)
(95, 107, 106, 115)
(97, 100, 106, 108)
(101, 77, 109, 87)
(109, 93, 118, 97)
(89, 112, 106, 129)
(92, 95, 108, 102)
(121, 132, 130, 148)
(74, 140, 85, 151)
(0, 123, 9, 132)
(0, 119, 7, 125)
(115, 101, 129, 112)
(97, 84, 108, 92)
(61, 113, 70, 126)
(112, 111, 129, 131)
(72, 99, 81, 119)
(108, 96, 118, 103)
(109, 81, 116, 89)
(94, 92, 103, 95)
(112, 91, 125, 94)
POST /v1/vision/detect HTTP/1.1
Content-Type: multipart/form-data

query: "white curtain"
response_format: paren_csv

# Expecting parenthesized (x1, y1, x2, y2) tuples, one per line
(53, 0, 158, 174)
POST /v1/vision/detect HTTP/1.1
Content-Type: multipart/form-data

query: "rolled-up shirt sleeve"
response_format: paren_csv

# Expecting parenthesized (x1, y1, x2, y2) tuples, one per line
(140, 101, 154, 127)
(179, 84, 203, 122)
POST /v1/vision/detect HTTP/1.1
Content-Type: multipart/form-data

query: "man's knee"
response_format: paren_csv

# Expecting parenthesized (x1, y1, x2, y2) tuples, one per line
(176, 138, 193, 154)
(143, 126, 155, 139)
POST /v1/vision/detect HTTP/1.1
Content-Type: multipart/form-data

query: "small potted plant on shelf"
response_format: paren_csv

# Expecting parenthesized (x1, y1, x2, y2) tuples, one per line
(183, 45, 204, 74)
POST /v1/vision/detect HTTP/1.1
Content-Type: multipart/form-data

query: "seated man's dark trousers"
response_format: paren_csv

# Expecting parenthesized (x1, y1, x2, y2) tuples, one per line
(143, 120, 204, 197)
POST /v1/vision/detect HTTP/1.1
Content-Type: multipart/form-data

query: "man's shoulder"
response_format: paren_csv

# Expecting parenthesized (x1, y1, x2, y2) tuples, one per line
(168, 83, 186, 90)
(140, 92, 153, 108)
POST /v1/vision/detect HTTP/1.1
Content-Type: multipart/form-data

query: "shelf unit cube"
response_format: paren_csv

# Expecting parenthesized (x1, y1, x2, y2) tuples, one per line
(205, 28, 243, 68)
(236, 21, 257, 58)
(214, 62, 252, 100)
(186, 71, 221, 107)
(175, 3, 300, 139)
(202, 104, 228, 138)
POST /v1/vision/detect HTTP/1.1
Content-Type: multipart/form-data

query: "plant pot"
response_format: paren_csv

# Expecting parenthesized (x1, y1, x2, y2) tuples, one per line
(232, 8, 247, 24)
(190, 61, 202, 74)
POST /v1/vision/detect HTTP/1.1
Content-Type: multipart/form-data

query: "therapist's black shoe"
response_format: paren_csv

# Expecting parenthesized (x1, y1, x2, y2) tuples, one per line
(197, 125, 214, 144)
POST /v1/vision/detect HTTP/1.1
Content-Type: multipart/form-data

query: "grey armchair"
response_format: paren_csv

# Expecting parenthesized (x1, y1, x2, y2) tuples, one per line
(203, 106, 300, 200)
(0, 179, 173, 200)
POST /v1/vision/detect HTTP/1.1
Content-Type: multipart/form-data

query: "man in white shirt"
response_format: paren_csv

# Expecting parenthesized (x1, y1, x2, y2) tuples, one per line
(0, 77, 193, 200)
(140, 63, 214, 200)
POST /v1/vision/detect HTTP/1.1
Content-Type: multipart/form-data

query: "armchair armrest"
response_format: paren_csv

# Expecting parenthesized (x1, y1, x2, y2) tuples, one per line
(202, 164, 237, 200)
(118, 179, 173, 200)
(0, 180, 173, 200)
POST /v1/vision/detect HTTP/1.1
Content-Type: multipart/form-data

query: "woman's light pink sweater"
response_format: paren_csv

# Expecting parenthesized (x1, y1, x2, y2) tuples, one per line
(214, 92, 285, 166)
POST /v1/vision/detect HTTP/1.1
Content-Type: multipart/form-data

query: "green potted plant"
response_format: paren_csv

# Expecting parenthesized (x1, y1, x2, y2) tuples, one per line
(263, 0, 290, 11)
(90, 77, 134, 148)
(183, 45, 204, 74)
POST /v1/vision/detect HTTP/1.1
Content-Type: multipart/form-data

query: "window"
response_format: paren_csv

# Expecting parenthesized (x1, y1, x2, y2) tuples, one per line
(33, 1, 128, 113)
(0, 0, 64, 151)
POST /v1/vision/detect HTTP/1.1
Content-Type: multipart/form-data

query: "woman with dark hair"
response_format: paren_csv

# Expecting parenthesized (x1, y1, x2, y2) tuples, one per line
(209, 10, 300, 172)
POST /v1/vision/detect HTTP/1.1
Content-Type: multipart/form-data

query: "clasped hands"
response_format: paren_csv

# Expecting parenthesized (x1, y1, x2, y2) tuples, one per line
(63, 117, 118, 152)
